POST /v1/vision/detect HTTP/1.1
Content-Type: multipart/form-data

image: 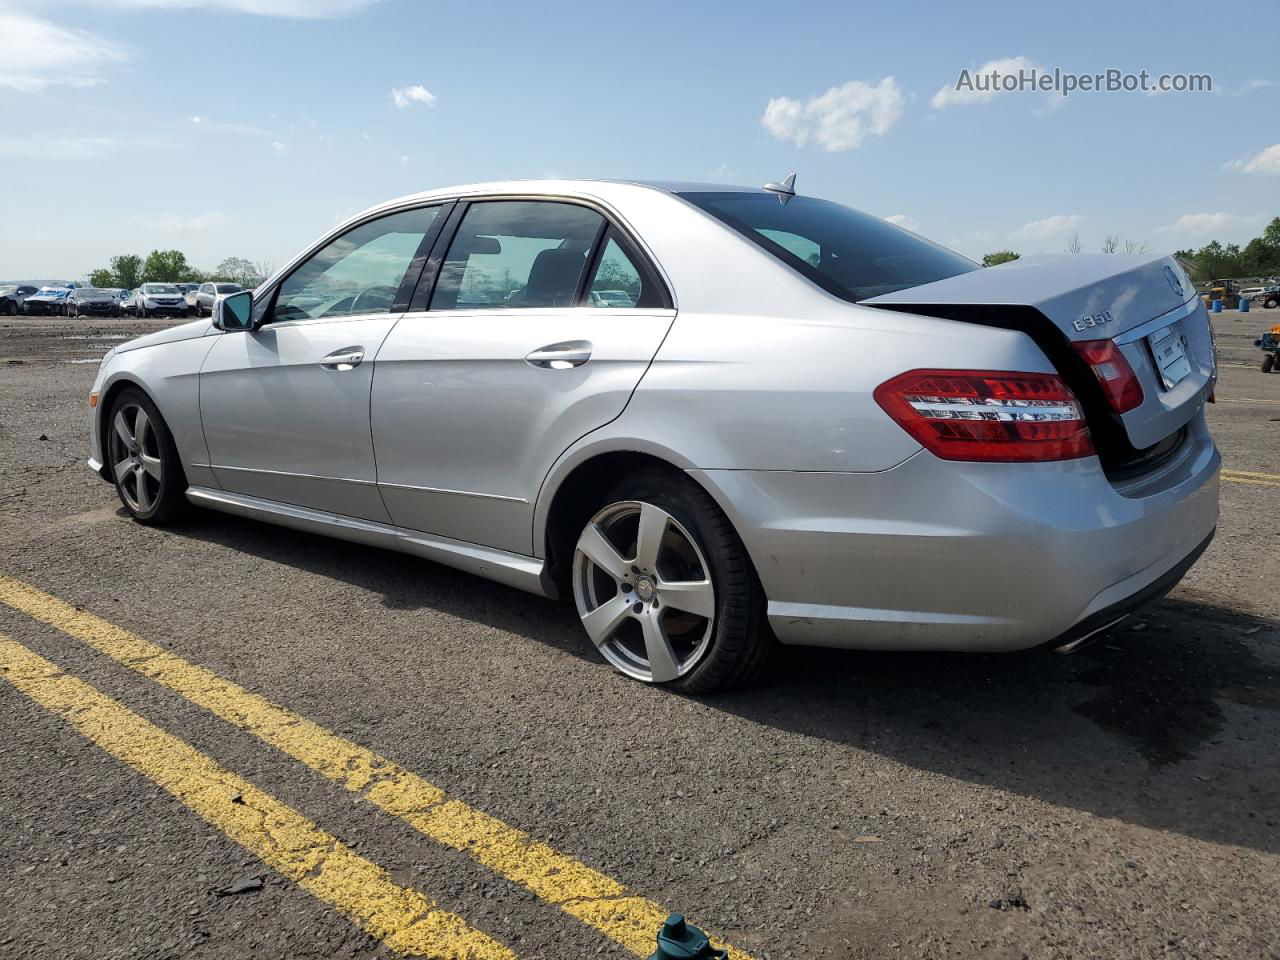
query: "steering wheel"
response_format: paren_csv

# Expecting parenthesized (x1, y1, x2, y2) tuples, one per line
(349, 284, 398, 315)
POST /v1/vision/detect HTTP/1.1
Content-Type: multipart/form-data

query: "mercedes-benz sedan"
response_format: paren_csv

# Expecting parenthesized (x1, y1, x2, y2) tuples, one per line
(86, 179, 1219, 692)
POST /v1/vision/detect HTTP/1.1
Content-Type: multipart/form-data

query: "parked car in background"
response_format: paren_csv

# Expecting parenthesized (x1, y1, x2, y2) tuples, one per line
(1253, 285, 1279, 309)
(23, 286, 71, 316)
(0, 284, 38, 315)
(84, 178, 1220, 692)
(136, 283, 190, 318)
(589, 289, 637, 307)
(194, 282, 243, 316)
(68, 287, 123, 318)
(119, 289, 138, 316)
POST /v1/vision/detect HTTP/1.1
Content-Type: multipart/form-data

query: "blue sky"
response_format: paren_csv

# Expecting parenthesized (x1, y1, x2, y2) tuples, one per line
(2, 0, 1277, 279)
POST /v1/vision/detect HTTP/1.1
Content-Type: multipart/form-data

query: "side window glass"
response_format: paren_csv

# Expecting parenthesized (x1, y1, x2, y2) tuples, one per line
(587, 234, 647, 307)
(272, 206, 440, 323)
(430, 201, 603, 310)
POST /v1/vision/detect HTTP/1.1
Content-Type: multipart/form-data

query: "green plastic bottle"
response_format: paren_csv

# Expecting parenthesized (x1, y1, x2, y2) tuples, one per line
(648, 914, 729, 960)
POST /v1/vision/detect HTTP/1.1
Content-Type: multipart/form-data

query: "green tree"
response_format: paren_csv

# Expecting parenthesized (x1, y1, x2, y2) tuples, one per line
(142, 249, 196, 283)
(87, 268, 115, 288)
(982, 250, 1021, 267)
(110, 254, 144, 289)
(212, 256, 263, 287)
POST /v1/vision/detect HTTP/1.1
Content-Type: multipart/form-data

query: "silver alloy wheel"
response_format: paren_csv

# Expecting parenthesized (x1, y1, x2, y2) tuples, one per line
(108, 403, 163, 514)
(572, 500, 716, 683)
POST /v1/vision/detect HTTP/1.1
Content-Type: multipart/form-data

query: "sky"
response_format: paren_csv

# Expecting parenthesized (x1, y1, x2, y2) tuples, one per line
(1, 0, 1277, 280)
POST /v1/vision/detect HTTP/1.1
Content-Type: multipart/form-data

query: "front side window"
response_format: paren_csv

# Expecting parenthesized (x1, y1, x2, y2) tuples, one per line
(273, 205, 440, 323)
(678, 192, 977, 302)
(431, 201, 604, 310)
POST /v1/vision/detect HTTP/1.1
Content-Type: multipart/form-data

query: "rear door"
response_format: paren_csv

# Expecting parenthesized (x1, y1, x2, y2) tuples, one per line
(199, 203, 447, 522)
(370, 198, 674, 555)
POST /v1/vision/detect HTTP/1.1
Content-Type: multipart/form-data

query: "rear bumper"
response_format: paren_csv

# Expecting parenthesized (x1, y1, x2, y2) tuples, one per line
(691, 414, 1219, 651)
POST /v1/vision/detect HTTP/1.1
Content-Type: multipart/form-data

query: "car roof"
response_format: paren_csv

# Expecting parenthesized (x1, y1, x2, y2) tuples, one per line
(340, 178, 773, 226)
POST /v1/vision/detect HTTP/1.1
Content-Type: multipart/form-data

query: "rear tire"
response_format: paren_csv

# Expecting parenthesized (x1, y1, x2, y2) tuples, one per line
(1264, 354, 1276, 374)
(106, 388, 188, 526)
(570, 467, 772, 693)
(1264, 297, 1278, 310)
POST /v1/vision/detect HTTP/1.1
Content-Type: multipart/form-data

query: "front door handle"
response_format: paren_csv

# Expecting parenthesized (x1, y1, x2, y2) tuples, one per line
(320, 347, 365, 371)
(525, 340, 592, 369)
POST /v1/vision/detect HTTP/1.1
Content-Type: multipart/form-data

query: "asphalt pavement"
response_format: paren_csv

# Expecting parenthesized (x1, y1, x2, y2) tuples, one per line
(0, 309, 1277, 959)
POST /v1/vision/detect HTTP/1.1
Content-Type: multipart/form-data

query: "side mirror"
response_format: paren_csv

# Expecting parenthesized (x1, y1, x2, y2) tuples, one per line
(213, 290, 256, 331)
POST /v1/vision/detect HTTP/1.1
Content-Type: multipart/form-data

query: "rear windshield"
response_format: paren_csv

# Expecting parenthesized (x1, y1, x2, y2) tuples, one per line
(678, 192, 977, 302)
(215, 284, 241, 293)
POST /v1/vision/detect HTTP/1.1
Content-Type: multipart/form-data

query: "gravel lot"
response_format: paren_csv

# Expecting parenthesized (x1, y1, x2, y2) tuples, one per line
(0, 310, 1277, 959)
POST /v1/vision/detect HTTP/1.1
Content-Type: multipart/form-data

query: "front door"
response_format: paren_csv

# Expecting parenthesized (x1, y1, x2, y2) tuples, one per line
(199, 204, 446, 522)
(372, 200, 675, 555)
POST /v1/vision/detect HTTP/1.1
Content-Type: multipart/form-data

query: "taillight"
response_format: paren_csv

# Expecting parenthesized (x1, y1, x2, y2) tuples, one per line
(1072, 339, 1144, 413)
(874, 369, 1094, 463)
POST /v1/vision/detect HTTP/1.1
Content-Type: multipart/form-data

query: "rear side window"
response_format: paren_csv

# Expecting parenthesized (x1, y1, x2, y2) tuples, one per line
(585, 229, 670, 308)
(678, 192, 976, 302)
(431, 201, 604, 310)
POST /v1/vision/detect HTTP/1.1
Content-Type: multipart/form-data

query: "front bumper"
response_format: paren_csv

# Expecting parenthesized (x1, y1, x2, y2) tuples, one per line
(142, 303, 188, 314)
(692, 415, 1219, 652)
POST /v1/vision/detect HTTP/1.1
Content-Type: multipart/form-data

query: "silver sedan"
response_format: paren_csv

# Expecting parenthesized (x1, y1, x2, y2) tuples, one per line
(86, 179, 1219, 691)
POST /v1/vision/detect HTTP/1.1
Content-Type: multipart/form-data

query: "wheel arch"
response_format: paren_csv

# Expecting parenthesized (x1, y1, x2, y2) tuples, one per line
(536, 439, 747, 596)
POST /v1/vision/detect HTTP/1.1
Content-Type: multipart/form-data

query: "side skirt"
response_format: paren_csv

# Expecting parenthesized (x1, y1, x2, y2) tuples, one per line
(185, 486, 557, 599)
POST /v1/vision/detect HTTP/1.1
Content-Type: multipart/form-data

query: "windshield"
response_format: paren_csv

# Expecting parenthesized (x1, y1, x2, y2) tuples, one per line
(77, 288, 105, 296)
(142, 284, 179, 294)
(215, 284, 242, 293)
(0, 286, 14, 295)
(677, 191, 977, 302)
(37, 287, 65, 296)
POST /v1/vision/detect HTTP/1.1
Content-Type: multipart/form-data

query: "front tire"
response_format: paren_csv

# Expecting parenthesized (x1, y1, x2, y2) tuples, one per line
(1264, 297, 1278, 310)
(570, 467, 771, 693)
(106, 388, 187, 525)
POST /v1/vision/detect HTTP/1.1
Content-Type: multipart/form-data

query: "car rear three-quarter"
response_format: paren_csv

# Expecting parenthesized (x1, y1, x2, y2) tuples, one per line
(86, 179, 1220, 692)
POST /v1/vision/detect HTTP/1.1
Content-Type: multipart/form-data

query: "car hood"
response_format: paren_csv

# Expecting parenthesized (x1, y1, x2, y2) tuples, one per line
(117, 318, 215, 354)
(27, 293, 64, 301)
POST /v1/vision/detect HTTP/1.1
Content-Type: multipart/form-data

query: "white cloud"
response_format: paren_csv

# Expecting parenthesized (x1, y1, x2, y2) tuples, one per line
(271, 140, 286, 153)
(1227, 143, 1280, 175)
(931, 56, 1037, 109)
(0, 10, 129, 93)
(884, 214, 920, 232)
(1154, 212, 1261, 237)
(190, 114, 270, 136)
(1018, 214, 1086, 239)
(391, 84, 437, 109)
(79, 0, 381, 17)
(0, 136, 121, 159)
(127, 212, 226, 234)
(762, 77, 905, 152)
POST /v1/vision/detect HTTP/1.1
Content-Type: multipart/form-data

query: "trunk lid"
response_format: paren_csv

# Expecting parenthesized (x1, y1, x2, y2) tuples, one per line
(863, 254, 1216, 454)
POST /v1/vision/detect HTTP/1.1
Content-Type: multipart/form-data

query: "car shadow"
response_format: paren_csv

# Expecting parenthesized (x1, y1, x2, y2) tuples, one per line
(169, 510, 1280, 854)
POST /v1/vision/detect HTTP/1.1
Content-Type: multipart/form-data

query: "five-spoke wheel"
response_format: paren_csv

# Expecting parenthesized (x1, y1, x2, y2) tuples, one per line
(569, 469, 771, 691)
(106, 388, 186, 525)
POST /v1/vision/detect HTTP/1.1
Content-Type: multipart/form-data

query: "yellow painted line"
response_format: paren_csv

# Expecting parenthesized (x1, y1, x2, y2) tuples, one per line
(0, 576, 751, 959)
(1222, 468, 1280, 481)
(0, 634, 512, 960)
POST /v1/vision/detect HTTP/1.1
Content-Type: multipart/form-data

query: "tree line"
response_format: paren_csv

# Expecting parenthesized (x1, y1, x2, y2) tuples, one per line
(981, 216, 1280, 280)
(86, 251, 272, 289)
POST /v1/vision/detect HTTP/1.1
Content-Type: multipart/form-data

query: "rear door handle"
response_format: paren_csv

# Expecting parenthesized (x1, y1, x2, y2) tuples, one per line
(525, 340, 592, 369)
(320, 347, 365, 371)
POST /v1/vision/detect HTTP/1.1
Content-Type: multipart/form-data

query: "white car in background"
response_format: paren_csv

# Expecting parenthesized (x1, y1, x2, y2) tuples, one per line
(194, 282, 244, 316)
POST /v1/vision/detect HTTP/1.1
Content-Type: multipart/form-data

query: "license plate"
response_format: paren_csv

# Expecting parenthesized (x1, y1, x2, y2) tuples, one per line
(1148, 324, 1192, 390)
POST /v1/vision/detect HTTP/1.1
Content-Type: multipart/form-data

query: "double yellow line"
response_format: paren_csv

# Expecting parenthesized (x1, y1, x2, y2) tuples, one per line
(0, 576, 751, 959)
(1222, 468, 1280, 489)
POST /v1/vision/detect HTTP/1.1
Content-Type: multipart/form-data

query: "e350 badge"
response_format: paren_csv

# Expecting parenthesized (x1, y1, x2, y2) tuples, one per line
(1074, 310, 1114, 332)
